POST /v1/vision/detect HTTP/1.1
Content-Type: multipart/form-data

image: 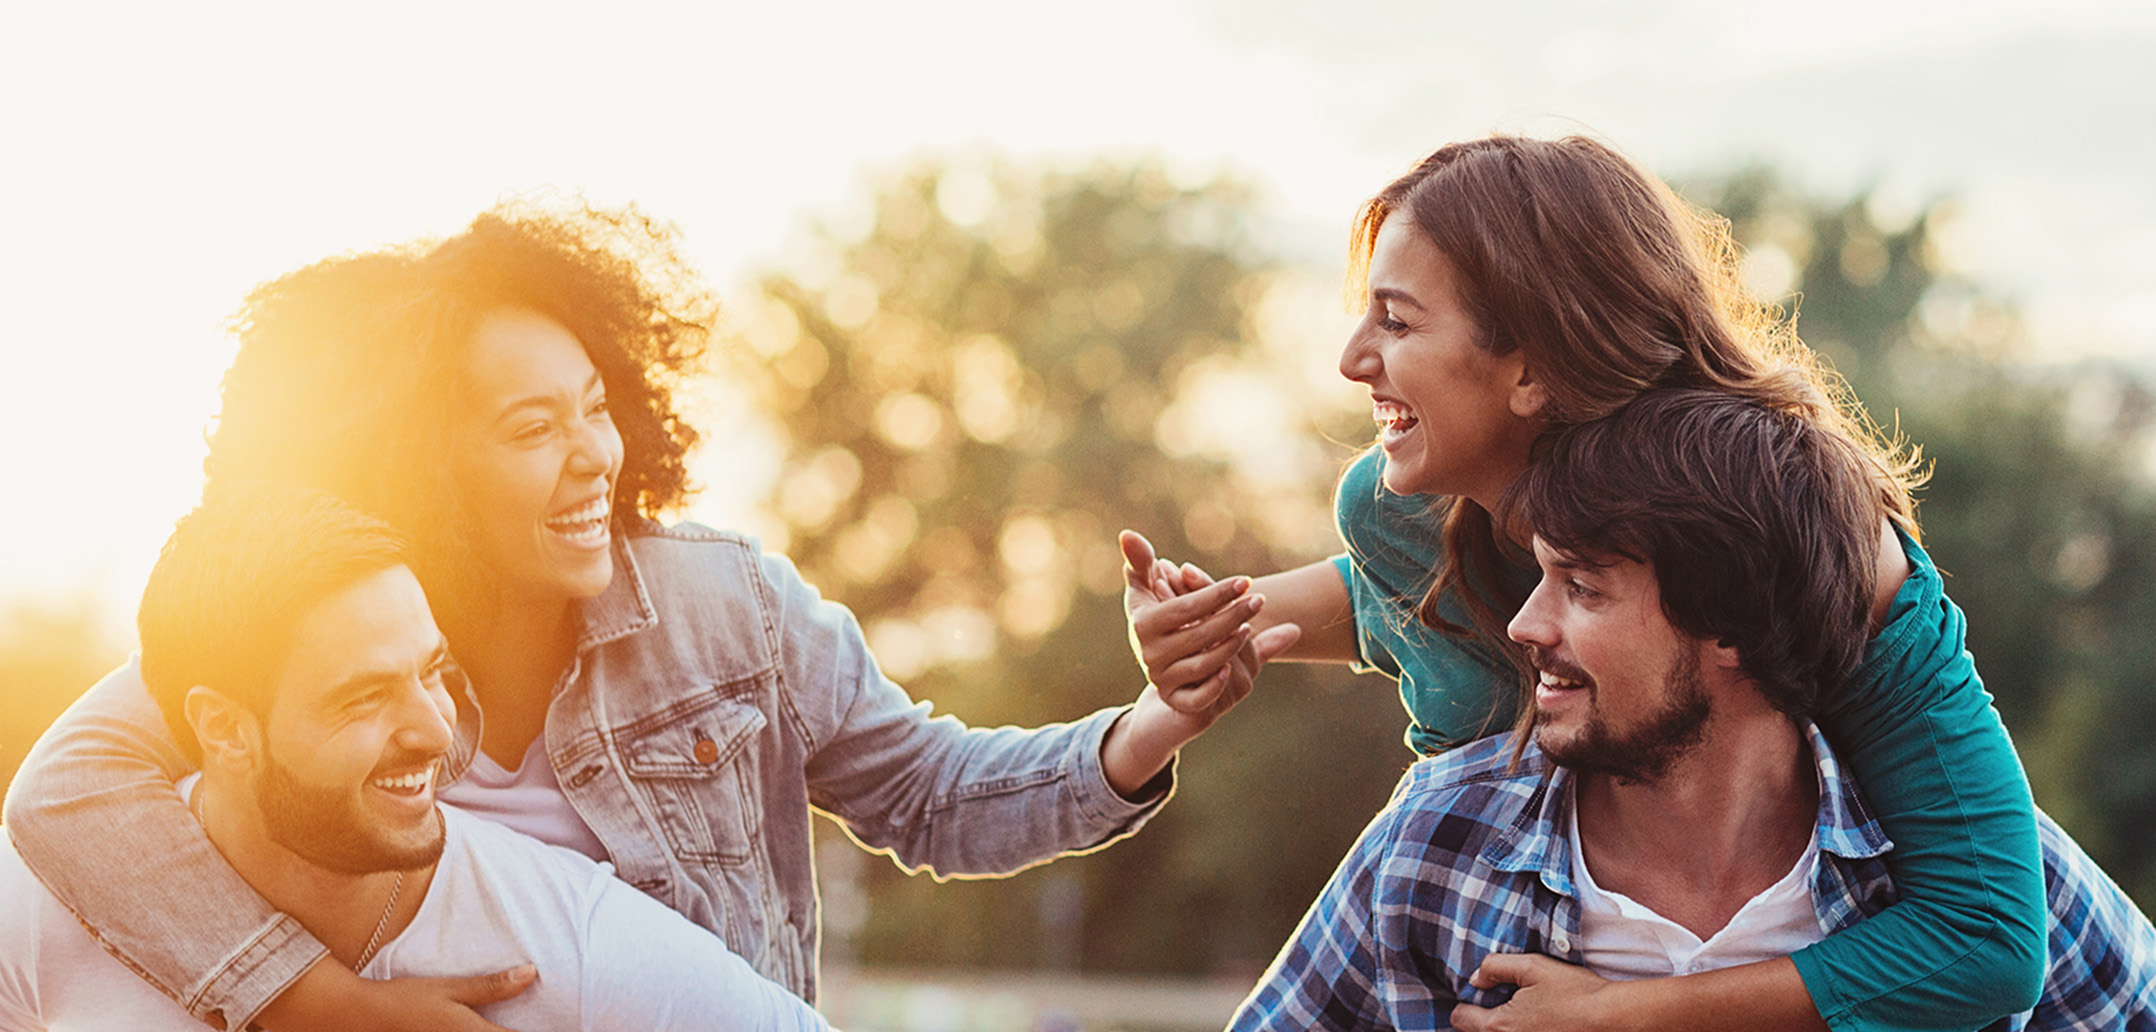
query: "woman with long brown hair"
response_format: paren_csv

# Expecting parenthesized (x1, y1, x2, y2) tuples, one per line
(1127, 134, 2044, 1030)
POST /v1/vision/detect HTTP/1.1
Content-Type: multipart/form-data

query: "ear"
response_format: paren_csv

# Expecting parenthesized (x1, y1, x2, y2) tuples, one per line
(1705, 637, 1746, 673)
(1507, 359, 1549, 420)
(184, 686, 263, 773)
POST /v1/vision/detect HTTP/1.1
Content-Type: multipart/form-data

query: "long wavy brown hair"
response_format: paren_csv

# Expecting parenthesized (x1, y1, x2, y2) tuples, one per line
(1345, 135, 1921, 671)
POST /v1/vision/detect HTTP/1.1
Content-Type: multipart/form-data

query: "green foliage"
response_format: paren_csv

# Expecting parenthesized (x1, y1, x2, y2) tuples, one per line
(746, 160, 1411, 975)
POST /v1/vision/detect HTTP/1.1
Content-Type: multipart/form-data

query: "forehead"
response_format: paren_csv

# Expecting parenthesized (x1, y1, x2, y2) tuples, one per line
(1368, 212, 1460, 298)
(270, 566, 441, 710)
(1530, 536, 1656, 587)
(464, 308, 598, 399)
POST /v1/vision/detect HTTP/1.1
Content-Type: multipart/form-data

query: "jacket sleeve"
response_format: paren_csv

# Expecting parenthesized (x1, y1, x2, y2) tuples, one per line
(0, 660, 327, 1031)
(1791, 537, 2048, 1032)
(768, 550, 1169, 877)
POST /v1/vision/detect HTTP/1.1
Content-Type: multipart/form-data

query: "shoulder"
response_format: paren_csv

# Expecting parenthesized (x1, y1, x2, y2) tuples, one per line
(434, 806, 609, 899)
(1370, 735, 1549, 873)
(618, 517, 817, 601)
(1333, 449, 1446, 568)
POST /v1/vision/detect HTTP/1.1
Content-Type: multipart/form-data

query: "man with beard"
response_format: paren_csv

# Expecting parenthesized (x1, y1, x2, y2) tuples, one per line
(0, 483, 829, 1031)
(1229, 391, 2156, 1032)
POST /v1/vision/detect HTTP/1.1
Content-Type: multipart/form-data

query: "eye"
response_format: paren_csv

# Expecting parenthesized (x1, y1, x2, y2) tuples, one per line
(1376, 305, 1408, 334)
(1564, 577, 1600, 602)
(587, 394, 611, 418)
(513, 420, 552, 443)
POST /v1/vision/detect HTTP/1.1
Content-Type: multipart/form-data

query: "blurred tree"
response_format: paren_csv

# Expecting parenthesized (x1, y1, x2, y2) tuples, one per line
(0, 600, 125, 801)
(737, 159, 1406, 976)
(1695, 170, 2156, 905)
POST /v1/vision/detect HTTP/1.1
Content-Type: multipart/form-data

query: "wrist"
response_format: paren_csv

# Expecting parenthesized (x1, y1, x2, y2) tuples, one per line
(1101, 705, 1179, 799)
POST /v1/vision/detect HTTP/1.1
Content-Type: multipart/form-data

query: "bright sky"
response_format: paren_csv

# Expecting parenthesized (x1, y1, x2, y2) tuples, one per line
(4, 0, 2152, 639)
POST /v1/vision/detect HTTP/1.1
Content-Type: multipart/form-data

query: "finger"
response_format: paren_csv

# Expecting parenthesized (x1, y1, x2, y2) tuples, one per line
(1118, 530, 1159, 591)
(1161, 661, 1232, 714)
(1154, 624, 1250, 697)
(444, 964, 539, 1007)
(1469, 952, 1534, 988)
(1130, 575, 1254, 639)
(1176, 561, 1218, 592)
(1140, 594, 1266, 682)
(1250, 622, 1302, 664)
(1450, 1002, 1494, 1032)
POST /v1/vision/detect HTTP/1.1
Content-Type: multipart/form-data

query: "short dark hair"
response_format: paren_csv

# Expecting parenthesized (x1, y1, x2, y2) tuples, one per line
(138, 481, 410, 764)
(1503, 389, 1885, 716)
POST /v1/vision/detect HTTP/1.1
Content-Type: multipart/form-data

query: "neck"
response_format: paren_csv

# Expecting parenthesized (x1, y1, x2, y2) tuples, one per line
(192, 778, 434, 969)
(445, 595, 579, 767)
(1572, 706, 1817, 940)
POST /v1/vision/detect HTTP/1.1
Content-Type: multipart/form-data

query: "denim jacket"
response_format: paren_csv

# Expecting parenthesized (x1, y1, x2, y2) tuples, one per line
(2, 520, 1169, 1030)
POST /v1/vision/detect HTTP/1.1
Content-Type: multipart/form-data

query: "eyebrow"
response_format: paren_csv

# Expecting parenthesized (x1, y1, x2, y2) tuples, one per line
(326, 638, 451, 702)
(492, 371, 606, 425)
(1370, 287, 1423, 311)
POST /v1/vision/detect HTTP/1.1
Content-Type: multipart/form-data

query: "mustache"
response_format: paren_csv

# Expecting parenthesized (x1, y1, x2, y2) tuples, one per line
(1526, 646, 1592, 685)
(367, 749, 445, 780)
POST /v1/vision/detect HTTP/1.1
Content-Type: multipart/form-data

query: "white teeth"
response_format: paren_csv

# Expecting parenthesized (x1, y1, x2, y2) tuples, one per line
(1372, 401, 1416, 430)
(371, 768, 433, 791)
(545, 498, 610, 527)
(1538, 670, 1584, 690)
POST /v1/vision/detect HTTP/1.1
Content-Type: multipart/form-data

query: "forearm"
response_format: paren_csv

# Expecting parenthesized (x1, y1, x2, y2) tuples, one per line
(1256, 560, 1358, 663)
(1, 661, 327, 1030)
(1597, 959, 1824, 1032)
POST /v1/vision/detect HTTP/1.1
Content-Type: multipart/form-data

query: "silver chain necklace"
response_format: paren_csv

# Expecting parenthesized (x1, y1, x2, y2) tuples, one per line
(352, 870, 407, 971)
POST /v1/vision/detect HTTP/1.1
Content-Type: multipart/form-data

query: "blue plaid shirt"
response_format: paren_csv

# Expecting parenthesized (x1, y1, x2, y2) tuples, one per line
(1230, 723, 2156, 1031)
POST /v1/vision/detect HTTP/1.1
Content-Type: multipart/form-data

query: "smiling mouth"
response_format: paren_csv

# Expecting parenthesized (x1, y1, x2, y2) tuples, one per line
(369, 762, 437, 798)
(1373, 400, 1418, 439)
(1534, 667, 1592, 707)
(544, 496, 611, 548)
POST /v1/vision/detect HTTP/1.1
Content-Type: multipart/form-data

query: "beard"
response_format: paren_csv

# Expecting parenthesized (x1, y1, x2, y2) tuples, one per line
(255, 739, 445, 875)
(1534, 642, 1712, 784)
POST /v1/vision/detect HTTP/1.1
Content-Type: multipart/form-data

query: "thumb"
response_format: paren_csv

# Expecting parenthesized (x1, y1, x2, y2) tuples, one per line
(1251, 622, 1302, 664)
(1119, 530, 1158, 589)
(443, 964, 539, 1006)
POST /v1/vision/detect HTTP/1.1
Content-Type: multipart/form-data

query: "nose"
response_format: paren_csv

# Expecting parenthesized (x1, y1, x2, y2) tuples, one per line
(391, 679, 457, 757)
(1339, 317, 1382, 384)
(1508, 576, 1559, 649)
(567, 415, 619, 480)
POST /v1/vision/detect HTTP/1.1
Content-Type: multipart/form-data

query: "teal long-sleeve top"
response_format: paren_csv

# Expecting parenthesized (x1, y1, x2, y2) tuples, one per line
(1327, 448, 2047, 1032)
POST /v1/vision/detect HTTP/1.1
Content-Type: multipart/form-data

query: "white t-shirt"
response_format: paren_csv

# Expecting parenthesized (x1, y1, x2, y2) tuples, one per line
(1568, 784, 1826, 980)
(0, 805, 827, 1032)
(440, 734, 611, 862)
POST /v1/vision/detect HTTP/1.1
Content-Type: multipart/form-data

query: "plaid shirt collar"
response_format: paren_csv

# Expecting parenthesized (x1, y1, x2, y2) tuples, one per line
(1483, 720, 1896, 911)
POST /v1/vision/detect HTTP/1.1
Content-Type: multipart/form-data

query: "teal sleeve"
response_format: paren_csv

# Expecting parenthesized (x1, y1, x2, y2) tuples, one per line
(1790, 530, 2047, 1031)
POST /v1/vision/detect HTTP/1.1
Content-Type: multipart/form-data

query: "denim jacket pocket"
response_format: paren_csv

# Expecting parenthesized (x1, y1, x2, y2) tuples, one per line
(621, 687, 769, 865)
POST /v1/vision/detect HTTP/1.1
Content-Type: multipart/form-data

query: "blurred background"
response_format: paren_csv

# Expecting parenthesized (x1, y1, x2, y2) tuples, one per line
(4, 2, 2155, 1029)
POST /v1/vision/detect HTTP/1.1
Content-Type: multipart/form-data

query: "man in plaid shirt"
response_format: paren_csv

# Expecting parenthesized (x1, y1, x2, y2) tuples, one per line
(1230, 392, 2156, 1032)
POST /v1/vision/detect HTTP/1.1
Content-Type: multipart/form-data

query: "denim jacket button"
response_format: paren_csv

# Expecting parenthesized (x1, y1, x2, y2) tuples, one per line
(694, 738, 720, 765)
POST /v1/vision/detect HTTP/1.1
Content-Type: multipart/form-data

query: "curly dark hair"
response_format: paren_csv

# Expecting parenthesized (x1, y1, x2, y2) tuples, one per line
(206, 202, 713, 604)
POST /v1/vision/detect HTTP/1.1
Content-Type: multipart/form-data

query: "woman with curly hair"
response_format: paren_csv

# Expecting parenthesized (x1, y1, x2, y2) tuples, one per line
(1127, 135, 2046, 1031)
(5, 204, 1245, 1031)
